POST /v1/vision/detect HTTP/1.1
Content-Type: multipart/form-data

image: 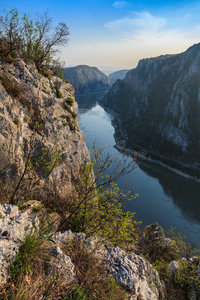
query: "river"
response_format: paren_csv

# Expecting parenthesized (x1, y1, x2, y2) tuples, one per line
(76, 92, 200, 248)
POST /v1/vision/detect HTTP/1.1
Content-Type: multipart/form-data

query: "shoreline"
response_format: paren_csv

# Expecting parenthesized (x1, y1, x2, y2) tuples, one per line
(99, 101, 200, 183)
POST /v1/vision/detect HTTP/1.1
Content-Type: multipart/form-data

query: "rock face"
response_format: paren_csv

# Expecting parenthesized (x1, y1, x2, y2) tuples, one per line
(102, 43, 200, 166)
(108, 69, 129, 81)
(49, 246, 76, 284)
(104, 247, 165, 300)
(0, 204, 39, 285)
(64, 65, 114, 94)
(0, 58, 89, 196)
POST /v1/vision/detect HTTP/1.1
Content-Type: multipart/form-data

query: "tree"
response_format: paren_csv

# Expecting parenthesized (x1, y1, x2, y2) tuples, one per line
(0, 9, 69, 71)
(65, 143, 140, 249)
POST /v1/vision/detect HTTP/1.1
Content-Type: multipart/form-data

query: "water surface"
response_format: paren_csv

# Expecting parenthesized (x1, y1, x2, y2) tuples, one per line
(77, 94, 200, 248)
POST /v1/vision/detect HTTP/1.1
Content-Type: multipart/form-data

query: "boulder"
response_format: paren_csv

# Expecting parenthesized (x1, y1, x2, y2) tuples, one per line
(49, 246, 76, 284)
(104, 247, 165, 300)
(0, 204, 39, 285)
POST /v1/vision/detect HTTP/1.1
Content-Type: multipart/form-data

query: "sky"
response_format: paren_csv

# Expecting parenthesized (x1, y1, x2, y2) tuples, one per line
(1, 0, 200, 73)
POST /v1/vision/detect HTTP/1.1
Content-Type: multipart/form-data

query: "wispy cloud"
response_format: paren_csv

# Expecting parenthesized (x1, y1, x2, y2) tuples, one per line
(113, 1, 128, 8)
(105, 11, 166, 38)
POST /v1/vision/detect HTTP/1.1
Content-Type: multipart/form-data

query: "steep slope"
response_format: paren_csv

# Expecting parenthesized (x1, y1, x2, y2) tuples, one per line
(0, 58, 89, 196)
(102, 43, 200, 169)
(64, 65, 114, 94)
(109, 69, 129, 81)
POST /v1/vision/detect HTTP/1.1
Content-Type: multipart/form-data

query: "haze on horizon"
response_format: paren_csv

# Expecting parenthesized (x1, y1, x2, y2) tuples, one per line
(1, 0, 200, 72)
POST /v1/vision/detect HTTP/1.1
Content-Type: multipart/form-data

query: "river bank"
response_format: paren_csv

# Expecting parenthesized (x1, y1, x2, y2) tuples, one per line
(99, 101, 200, 182)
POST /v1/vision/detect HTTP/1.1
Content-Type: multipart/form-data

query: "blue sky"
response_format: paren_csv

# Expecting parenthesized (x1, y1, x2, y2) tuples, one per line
(1, 0, 200, 72)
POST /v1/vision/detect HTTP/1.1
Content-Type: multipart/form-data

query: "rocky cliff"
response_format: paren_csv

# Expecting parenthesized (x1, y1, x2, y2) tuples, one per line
(64, 65, 114, 94)
(101, 43, 200, 171)
(0, 57, 89, 197)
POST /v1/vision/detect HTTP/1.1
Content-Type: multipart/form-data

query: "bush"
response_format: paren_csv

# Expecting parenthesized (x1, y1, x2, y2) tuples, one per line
(13, 117, 20, 127)
(55, 83, 63, 98)
(0, 9, 70, 71)
(66, 97, 74, 106)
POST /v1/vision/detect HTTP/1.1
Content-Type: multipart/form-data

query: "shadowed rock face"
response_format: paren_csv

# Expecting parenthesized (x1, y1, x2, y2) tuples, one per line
(64, 65, 114, 94)
(0, 58, 89, 196)
(102, 43, 200, 165)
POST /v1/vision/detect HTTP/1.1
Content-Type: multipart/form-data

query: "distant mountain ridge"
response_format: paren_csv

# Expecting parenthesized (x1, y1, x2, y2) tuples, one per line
(109, 69, 130, 81)
(101, 43, 200, 172)
(64, 65, 114, 94)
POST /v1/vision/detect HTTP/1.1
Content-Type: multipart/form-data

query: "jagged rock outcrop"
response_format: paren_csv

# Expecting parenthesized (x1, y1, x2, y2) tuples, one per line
(104, 247, 165, 300)
(49, 246, 76, 284)
(64, 65, 114, 94)
(102, 43, 200, 167)
(139, 222, 177, 262)
(0, 204, 39, 285)
(0, 58, 89, 196)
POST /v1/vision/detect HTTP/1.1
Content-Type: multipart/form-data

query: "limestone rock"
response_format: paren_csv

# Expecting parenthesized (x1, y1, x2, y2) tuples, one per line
(169, 260, 180, 276)
(104, 247, 165, 300)
(51, 230, 86, 245)
(0, 58, 89, 197)
(143, 223, 177, 258)
(49, 246, 76, 284)
(0, 204, 39, 286)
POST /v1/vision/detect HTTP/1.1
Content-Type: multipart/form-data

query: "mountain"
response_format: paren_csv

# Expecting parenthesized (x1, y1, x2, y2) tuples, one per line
(64, 65, 114, 94)
(101, 43, 200, 171)
(109, 69, 130, 81)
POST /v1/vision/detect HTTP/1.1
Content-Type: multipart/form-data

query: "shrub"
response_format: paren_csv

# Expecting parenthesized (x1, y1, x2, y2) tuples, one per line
(13, 117, 20, 127)
(66, 97, 74, 106)
(50, 85, 55, 93)
(55, 83, 63, 98)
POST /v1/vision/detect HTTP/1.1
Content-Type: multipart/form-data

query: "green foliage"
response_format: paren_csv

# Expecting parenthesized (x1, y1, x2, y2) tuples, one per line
(174, 260, 200, 299)
(0, 9, 69, 71)
(66, 287, 87, 300)
(10, 231, 43, 280)
(50, 85, 55, 93)
(167, 227, 200, 259)
(39, 142, 65, 177)
(54, 83, 63, 98)
(13, 117, 20, 127)
(68, 143, 139, 249)
(66, 97, 74, 106)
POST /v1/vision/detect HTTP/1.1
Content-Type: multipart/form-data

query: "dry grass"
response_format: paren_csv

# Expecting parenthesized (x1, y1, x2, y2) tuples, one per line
(64, 241, 128, 300)
(0, 75, 22, 99)
(0, 234, 71, 300)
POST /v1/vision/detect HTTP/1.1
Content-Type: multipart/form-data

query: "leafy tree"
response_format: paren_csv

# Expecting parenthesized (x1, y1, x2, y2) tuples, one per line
(0, 9, 69, 71)
(66, 143, 140, 249)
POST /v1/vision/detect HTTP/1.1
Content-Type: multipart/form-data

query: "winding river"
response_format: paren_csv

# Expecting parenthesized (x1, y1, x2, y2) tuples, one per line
(77, 93, 200, 248)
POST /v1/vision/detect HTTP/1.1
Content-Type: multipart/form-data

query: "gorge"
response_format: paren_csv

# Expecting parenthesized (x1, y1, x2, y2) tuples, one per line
(101, 43, 200, 178)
